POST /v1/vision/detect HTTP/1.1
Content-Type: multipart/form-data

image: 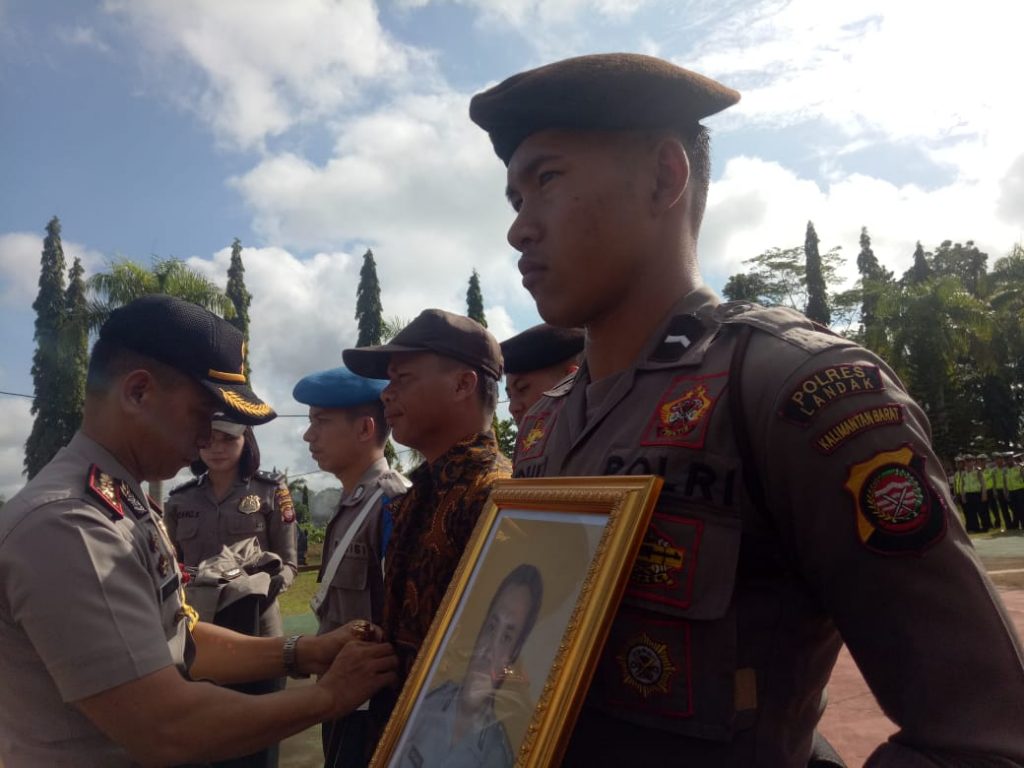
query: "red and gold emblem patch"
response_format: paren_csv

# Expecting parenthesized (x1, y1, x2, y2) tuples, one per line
(87, 464, 124, 520)
(516, 410, 557, 461)
(641, 372, 727, 449)
(631, 524, 685, 588)
(276, 486, 295, 523)
(617, 633, 678, 699)
(844, 445, 947, 555)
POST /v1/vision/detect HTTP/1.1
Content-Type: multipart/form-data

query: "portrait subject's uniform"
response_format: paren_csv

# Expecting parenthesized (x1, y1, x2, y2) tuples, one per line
(0, 433, 194, 767)
(513, 287, 1024, 766)
(398, 681, 513, 768)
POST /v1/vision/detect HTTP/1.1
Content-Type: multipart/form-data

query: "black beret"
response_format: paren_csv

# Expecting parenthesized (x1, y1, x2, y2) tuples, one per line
(469, 52, 740, 165)
(343, 309, 503, 380)
(501, 324, 585, 375)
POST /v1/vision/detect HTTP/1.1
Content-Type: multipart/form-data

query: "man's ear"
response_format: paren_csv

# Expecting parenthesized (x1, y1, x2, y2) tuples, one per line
(452, 367, 479, 403)
(651, 135, 690, 215)
(120, 368, 155, 413)
(358, 415, 376, 443)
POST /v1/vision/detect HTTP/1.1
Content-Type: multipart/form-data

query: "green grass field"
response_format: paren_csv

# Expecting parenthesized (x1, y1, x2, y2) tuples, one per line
(279, 569, 320, 617)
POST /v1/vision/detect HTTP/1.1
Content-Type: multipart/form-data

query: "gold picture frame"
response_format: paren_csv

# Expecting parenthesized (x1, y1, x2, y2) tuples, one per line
(370, 475, 663, 768)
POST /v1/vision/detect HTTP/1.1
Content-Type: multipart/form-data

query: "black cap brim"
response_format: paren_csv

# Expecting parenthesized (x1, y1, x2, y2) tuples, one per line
(202, 381, 277, 425)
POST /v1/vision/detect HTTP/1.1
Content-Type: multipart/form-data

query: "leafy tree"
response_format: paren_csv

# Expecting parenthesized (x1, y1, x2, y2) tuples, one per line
(855, 227, 893, 344)
(804, 221, 830, 325)
(903, 242, 932, 285)
(87, 257, 234, 331)
(722, 272, 773, 303)
(931, 240, 988, 298)
(381, 315, 409, 343)
(466, 269, 487, 327)
(494, 416, 518, 458)
(62, 255, 89, 438)
(355, 249, 384, 347)
(288, 478, 311, 525)
(24, 217, 74, 479)
(225, 238, 252, 381)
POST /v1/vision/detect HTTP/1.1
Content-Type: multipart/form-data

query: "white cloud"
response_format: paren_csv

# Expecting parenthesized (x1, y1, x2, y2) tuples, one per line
(410, 0, 649, 27)
(56, 25, 111, 54)
(0, 232, 106, 310)
(103, 0, 431, 149)
(0, 396, 31, 500)
(700, 154, 1023, 293)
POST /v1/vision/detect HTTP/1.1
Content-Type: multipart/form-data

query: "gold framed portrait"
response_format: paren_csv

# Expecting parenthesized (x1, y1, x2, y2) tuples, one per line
(370, 475, 663, 768)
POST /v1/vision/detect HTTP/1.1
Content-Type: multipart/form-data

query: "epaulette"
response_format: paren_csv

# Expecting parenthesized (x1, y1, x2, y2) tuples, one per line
(169, 477, 201, 495)
(378, 469, 412, 495)
(717, 302, 853, 355)
(541, 370, 577, 399)
(86, 464, 149, 521)
(254, 469, 286, 485)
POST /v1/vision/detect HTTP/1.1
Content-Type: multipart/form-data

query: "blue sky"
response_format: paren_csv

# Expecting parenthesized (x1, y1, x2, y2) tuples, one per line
(2, 0, 1022, 497)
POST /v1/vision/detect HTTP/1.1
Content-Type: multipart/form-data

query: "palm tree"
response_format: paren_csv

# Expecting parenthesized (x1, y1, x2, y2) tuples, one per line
(87, 257, 234, 331)
(87, 257, 236, 501)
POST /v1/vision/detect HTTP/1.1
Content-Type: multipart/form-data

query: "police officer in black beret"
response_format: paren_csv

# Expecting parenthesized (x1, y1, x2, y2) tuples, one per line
(500, 323, 584, 426)
(470, 53, 1024, 767)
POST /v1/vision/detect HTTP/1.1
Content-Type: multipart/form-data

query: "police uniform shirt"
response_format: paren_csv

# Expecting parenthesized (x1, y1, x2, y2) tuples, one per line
(397, 681, 513, 768)
(0, 432, 191, 767)
(165, 471, 298, 590)
(513, 286, 1024, 766)
(316, 457, 408, 634)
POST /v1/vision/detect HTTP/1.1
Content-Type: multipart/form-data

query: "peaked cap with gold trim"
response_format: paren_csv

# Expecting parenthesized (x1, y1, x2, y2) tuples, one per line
(469, 52, 740, 165)
(99, 294, 276, 424)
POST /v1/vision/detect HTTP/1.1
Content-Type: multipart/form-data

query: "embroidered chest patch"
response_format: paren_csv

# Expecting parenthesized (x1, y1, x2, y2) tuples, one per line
(641, 372, 728, 449)
(617, 633, 678, 698)
(781, 364, 883, 426)
(844, 445, 947, 555)
(626, 516, 702, 610)
(516, 409, 557, 462)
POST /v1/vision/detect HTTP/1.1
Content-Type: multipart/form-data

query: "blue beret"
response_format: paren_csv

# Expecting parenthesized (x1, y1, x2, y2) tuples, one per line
(292, 367, 386, 409)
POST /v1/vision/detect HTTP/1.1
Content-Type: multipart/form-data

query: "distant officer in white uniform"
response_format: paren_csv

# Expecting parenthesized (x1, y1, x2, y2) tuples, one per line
(0, 295, 397, 767)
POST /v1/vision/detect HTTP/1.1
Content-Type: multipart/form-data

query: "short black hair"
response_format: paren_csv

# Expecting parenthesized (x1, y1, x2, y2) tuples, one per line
(677, 123, 711, 230)
(477, 371, 499, 419)
(347, 400, 392, 448)
(485, 563, 544, 662)
(86, 338, 186, 395)
(190, 426, 261, 479)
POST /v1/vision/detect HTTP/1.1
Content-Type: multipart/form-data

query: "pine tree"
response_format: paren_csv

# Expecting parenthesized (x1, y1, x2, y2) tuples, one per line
(225, 238, 252, 381)
(355, 249, 384, 347)
(61, 255, 89, 438)
(24, 217, 71, 478)
(904, 242, 933, 285)
(466, 269, 487, 327)
(804, 221, 831, 325)
(856, 226, 892, 335)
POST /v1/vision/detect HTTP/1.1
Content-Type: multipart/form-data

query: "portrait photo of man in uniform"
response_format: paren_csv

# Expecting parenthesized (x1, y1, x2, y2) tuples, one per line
(395, 563, 543, 768)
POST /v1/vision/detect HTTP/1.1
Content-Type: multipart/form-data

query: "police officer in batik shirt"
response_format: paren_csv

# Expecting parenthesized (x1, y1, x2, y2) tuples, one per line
(469, 53, 1024, 766)
(0, 295, 397, 767)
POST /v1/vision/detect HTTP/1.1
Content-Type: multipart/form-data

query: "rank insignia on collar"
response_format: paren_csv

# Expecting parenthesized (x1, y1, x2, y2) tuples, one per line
(844, 445, 947, 555)
(87, 464, 124, 520)
(641, 372, 727, 449)
(649, 314, 705, 362)
(238, 494, 261, 514)
(617, 633, 678, 699)
(119, 480, 149, 519)
(350, 485, 365, 503)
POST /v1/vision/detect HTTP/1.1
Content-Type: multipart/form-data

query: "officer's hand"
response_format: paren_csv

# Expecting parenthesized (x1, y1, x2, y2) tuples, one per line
(298, 620, 383, 675)
(317, 641, 398, 718)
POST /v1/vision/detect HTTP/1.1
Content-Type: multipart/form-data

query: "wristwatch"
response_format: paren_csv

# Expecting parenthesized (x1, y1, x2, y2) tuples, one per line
(283, 634, 310, 679)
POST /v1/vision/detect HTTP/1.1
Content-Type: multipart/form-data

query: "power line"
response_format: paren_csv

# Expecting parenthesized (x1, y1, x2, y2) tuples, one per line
(0, 390, 33, 399)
